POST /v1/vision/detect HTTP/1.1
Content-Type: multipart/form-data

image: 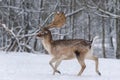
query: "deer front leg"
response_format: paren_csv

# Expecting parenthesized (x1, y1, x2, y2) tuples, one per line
(49, 58, 61, 75)
(49, 58, 56, 74)
(53, 59, 62, 75)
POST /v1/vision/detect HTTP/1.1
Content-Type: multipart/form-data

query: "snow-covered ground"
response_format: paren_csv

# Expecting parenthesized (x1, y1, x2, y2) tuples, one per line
(0, 51, 120, 80)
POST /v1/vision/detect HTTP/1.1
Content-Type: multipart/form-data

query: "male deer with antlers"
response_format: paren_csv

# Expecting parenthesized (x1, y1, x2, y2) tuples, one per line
(37, 12, 101, 76)
(37, 28, 101, 76)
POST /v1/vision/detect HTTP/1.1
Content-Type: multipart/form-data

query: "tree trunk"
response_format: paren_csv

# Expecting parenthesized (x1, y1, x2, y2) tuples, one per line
(116, 18, 120, 59)
(69, 0, 75, 39)
(116, 0, 120, 59)
(88, 14, 91, 41)
(102, 17, 106, 58)
(108, 24, 114, 48)
(100, 0, 106, 58)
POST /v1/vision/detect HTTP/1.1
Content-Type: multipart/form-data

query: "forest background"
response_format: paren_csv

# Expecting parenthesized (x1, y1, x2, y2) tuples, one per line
(0, 0, 120, 59)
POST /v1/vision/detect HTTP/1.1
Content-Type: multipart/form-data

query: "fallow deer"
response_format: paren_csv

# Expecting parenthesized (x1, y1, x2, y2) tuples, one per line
(36, 28, 101, 76)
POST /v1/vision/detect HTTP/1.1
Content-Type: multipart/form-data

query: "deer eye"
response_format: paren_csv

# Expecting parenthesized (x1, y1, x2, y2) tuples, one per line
(40, 32, 44, 35)
(44, 31, 48, 34)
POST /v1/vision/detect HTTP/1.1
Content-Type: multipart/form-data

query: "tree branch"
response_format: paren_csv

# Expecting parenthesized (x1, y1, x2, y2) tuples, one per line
(87, 4, 120, 18)
(66, 7, 85, 17)
(1, 24, 22, 51)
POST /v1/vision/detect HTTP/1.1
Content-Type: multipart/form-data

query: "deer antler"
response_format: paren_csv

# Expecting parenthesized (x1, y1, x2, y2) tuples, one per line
(46, 11, 66, 29)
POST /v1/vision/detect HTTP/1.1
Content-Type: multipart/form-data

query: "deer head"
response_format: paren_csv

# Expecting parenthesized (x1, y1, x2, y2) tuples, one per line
(36, 28, 52, 42)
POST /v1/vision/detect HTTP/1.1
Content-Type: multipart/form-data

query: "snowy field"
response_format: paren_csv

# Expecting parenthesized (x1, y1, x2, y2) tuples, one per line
(0, 51, 120, 80)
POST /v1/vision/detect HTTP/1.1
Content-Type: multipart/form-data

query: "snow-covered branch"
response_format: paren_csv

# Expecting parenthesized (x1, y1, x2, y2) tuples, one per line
(0, 23, 38, 52)
(98, 8, 120, 18)
(87, 4, 120, 18)
(52, 28, 77, 36)
(0, 6, 23, 10)
(0, 6, 44, 12)
(18, 33, 36, 39)
(1, 24, 22, 51)
(41, 12, 55, 27)
(66, 7, 85, 17)
(94, 12, 109, 18)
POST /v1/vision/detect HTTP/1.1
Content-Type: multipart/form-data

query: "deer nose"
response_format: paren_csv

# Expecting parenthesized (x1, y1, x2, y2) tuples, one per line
(36, 33, 40, 37)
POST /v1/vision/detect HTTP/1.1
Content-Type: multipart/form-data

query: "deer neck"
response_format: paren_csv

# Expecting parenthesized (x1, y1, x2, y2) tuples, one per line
(41, 36, 53, 54)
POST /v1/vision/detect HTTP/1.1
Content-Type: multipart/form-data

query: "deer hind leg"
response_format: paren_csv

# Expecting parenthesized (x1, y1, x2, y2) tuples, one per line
(75, 50, 86, 76)
(86, 54, 101, 76)
(49, 58, 60, 75)
(77, 59, 86, 76)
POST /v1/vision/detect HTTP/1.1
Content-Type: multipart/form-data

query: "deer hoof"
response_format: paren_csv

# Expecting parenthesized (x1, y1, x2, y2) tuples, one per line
(56, 70, 61, 74)
(53, 70, 61, 75)
(97, 71, 101, 76)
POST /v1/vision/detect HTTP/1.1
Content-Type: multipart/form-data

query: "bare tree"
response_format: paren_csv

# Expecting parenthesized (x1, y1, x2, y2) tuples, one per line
(115, 0, 120, 59)
(0, 0, 120, 58)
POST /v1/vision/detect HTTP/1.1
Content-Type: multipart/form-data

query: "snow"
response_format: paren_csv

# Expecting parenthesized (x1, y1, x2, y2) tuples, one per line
(0, 51, 120, 80)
